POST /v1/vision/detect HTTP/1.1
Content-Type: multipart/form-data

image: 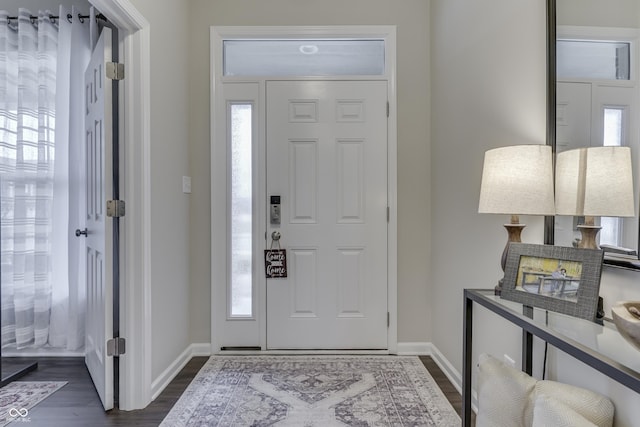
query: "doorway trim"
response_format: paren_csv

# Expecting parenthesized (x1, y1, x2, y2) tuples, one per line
(210, 26, 398, 353)
(90, 0, 152, 410)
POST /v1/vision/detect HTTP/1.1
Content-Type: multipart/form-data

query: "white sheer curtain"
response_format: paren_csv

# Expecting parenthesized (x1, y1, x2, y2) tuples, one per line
(49, 5, 92, 351)
(0, 6, 94, 350)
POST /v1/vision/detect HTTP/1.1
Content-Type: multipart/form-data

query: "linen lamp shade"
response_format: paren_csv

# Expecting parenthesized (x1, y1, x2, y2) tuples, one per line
(478, 145, 555, 216)
(555, 146, 635, 250)
(555, 146, 635, 218)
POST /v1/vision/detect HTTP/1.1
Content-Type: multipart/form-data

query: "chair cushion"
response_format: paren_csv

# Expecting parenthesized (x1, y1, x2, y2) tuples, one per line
(476, 353, 536, 427)
(477, 354, 614, 427)
(534, 381, 614, 427)
(532, 394, 597, 427)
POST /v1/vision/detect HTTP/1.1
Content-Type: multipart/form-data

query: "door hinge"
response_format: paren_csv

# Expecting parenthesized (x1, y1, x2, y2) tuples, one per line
(107, 337, 126, 356)
(386, 101, 390, 117)
(106, 62, 125, 80)
(387, 312, 390, 328)
(107, 200, 126, 217)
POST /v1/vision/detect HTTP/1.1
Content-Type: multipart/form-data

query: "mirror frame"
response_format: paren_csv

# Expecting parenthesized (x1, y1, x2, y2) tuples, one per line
(545, 0, 556, 247)
(546, 0, 640, 270)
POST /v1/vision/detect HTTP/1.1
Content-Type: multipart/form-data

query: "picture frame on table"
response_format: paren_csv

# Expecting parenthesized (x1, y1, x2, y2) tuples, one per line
(501, 243, 604, 322)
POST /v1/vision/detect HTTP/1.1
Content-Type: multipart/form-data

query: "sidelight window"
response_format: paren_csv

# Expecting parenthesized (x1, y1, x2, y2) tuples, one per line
(229, 103, 253, 317)
(600, 106, 625, 247)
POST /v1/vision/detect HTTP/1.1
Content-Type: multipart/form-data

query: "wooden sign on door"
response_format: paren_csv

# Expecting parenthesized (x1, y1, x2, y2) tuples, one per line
(265, 249, 287, 278)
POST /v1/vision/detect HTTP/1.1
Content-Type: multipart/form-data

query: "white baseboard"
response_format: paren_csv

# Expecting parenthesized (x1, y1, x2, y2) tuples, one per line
(397, 342, 462, 393)
(396, 342, 432, 355)
(425, 343, 463, 395)
(190, 342, 213, 357)
(151, 343, 212, 400)
(398, 341, 478, 412)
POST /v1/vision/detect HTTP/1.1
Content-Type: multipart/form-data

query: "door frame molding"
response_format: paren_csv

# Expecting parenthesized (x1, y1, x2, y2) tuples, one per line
(210, 26, 398, 353)
(90, 0, 152, 410)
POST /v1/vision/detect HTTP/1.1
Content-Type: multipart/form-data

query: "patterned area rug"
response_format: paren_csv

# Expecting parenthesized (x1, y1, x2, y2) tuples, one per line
(0, 381, 66, 426)
(161, 355, 461, 426)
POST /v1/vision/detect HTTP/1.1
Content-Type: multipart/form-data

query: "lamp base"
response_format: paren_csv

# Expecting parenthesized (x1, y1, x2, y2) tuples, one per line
(496, 223, 526, 295)
(577, 225, 601, 250)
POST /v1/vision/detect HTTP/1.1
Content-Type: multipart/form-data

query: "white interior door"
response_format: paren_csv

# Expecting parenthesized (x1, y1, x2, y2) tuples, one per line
(84, 27, 114, 410)
(266, 80, 388, 349)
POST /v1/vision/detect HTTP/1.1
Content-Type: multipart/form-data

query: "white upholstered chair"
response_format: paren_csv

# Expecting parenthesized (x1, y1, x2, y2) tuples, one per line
(476, 353, 614, 427)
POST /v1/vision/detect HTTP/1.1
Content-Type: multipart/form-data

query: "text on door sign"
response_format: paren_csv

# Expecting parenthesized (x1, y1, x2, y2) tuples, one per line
(265, 249, 287, 278)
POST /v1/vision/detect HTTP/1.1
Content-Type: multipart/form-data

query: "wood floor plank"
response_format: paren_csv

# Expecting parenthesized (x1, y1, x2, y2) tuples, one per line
(5, 355, 473, 426)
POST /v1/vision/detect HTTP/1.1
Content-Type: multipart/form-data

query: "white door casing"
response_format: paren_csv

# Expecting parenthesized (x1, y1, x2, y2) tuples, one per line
(210, 26, 398, 353)
(265, 80, 388, 349)
(84, 27, 114, 411)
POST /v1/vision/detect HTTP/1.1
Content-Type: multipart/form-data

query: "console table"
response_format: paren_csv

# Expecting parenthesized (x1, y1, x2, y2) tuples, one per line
(462, 289, 640, 427)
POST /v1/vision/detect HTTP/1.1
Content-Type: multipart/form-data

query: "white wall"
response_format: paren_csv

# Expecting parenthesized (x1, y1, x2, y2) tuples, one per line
(430, 0, 547, 371)
(187, 0, 433, 345)
(431, 1, 640, 425)
(557, 0, 640, 28)
(127, 0, 192, 381)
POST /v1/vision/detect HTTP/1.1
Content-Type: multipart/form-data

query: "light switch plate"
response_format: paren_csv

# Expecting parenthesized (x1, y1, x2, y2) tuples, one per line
(182, 176, 192, 194)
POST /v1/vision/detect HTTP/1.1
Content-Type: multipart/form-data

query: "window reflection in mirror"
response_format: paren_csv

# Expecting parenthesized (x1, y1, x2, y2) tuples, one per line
(555, 2, 640, 255)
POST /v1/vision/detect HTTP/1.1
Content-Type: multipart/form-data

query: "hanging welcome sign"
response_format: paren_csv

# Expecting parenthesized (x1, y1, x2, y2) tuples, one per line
(265, 249, 287, 278)
(265, 231, 287, 278)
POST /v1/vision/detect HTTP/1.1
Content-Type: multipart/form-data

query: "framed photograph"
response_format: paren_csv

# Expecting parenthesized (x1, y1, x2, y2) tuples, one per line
(501, 243, 604, 321)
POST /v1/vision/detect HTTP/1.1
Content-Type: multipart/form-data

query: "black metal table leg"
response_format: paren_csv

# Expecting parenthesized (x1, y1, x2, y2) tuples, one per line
(462, 291, 473, 427)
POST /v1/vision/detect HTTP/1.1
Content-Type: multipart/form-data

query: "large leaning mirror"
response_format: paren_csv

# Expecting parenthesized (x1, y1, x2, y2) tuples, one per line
(548, 0, 640, 270)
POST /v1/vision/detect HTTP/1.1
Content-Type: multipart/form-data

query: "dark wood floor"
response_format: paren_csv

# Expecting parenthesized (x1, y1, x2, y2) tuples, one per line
(4, 355, 474, 426)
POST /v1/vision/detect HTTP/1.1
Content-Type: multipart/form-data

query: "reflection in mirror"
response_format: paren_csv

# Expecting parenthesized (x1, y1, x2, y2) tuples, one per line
(553, 0, 640, 267)
(516, 255, 582, 303)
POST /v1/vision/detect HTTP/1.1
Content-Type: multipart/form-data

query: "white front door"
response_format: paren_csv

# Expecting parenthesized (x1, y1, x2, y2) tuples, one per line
(555, 82, 592, 247)
(556, 82, 592, 154)
(266, 80, 388, 349)
(84, 27, 115, 410)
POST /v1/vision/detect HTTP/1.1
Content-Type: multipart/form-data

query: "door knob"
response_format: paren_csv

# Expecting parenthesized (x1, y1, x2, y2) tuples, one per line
(75, 228, 88, 237)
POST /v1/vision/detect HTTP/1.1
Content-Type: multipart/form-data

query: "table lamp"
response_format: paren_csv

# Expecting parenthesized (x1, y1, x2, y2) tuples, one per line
(478, 145, 555, 294)
(555, 146, 635, 249)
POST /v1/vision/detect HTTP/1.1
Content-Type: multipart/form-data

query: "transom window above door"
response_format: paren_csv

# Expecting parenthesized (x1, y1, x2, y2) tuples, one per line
(223, 39, 385, 76)
(557, 39, 631, 80)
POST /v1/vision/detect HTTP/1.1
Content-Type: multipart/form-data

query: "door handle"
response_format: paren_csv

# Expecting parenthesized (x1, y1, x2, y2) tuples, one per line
(75, 228, 88, 237)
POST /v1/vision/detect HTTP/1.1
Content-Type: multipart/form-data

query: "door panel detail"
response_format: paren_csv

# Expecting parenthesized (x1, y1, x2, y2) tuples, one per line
(337, 140, 364, 223)
(289, 101, 318, 122)
(289, 248, 318, 318)
(336, 100, 365, 122)
(337, 248, 365, 318)
(289, 140, 318, 223)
